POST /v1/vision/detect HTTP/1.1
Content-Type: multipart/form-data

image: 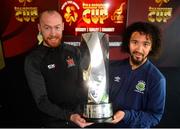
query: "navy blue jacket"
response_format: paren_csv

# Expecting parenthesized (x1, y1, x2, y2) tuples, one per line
(109, 58, 166, 128)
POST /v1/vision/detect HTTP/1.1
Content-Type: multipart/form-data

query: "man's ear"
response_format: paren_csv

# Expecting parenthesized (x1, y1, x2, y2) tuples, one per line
(62, 22, 64, 31)
(38, 24, 41, 32)
(150, 45, 152, 51)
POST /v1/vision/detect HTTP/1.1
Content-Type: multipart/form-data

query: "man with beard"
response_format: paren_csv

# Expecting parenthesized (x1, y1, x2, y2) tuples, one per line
(24, 10, 92, 128)
(109, 22, 166, 128)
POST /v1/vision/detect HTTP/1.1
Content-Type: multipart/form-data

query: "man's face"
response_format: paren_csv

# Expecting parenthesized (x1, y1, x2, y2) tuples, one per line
(129, 31, 152, 66)
(38, 11, 64, 48)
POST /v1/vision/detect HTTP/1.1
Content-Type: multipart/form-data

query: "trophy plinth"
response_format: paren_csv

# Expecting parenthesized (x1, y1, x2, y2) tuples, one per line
(84, 103, 112, 123)
(80, 32, 113, 123)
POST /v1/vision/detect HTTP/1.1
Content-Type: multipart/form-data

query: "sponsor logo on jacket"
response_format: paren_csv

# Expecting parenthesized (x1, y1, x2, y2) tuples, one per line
(47, 64, 56, 69)
(114, 76, 121, 82)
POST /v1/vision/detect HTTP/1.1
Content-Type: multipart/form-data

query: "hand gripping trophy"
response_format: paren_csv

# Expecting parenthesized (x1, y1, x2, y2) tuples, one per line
(80, 32, 113, 123)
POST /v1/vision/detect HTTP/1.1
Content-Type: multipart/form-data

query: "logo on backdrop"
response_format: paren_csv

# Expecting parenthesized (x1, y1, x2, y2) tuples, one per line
(61, 1, 79, 26)
(155, 0, 170, 7)
(59, 0, 127, 36)
(148, 0, 172, 23)
(14, 0, 38, 22)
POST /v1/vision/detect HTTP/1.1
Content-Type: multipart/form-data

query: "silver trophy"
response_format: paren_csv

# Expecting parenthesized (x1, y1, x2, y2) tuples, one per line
(80, 32, 113, 123)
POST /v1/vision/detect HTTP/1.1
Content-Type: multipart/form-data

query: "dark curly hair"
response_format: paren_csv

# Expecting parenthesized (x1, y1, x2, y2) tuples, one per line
(122, 21, 162, 59)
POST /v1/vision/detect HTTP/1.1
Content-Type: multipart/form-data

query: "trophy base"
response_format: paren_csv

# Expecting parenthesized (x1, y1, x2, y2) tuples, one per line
(85, 117, 112, 123)
(83, 103, 113, 123)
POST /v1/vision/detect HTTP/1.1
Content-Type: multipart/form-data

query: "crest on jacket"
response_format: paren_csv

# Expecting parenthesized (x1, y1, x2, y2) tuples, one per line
(134, 80, 146, 94)
(66, 56, 75, 68)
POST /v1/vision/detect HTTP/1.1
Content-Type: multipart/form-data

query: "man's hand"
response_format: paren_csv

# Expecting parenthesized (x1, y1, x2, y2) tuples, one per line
(111, 110, 125, 124)
(70, 114, 93, 128)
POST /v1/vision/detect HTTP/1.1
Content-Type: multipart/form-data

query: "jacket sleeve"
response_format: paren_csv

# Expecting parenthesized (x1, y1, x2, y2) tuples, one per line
(24, 55, 77, 121)
(122, 78, 166, 128)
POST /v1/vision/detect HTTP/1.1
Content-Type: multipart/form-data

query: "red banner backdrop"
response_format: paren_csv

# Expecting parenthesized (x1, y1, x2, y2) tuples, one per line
(127, 0, 180, 67)
(58, 0, 128, 60)
(0, 0, 179, 67)
(0, 0, 128, 61)
(58, 0, 127, 36)
(0, 0, 58, 58)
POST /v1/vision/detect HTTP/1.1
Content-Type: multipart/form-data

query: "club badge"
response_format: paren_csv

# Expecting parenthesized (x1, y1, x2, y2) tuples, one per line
(134, 80, 146, 94)
(66, 56, 75, 68)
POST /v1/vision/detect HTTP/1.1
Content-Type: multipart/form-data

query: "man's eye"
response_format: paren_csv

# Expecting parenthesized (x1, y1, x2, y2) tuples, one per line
(56, 27, 61, 31)
(144, 42, 151, 47)
(131, 40, 137, 44)
(44, 27, 50, 30)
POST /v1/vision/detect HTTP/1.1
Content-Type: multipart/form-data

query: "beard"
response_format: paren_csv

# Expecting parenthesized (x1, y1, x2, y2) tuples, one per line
(130, 52, 147, 66)
(43, 36, 62, 48)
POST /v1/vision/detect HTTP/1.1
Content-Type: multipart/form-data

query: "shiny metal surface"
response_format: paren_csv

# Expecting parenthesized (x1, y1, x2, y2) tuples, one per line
(81, 32, 112, 122)
(82, 32, 109, 104)
(84, 103, 113, 119)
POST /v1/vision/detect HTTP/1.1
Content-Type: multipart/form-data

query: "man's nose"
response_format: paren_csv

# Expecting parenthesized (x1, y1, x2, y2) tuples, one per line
(136, 43, 143, 52)
(50, 28, 56, 36)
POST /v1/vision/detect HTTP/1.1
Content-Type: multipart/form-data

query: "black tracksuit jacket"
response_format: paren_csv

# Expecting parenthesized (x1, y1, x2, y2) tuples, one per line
(24, 43, 87, 123)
